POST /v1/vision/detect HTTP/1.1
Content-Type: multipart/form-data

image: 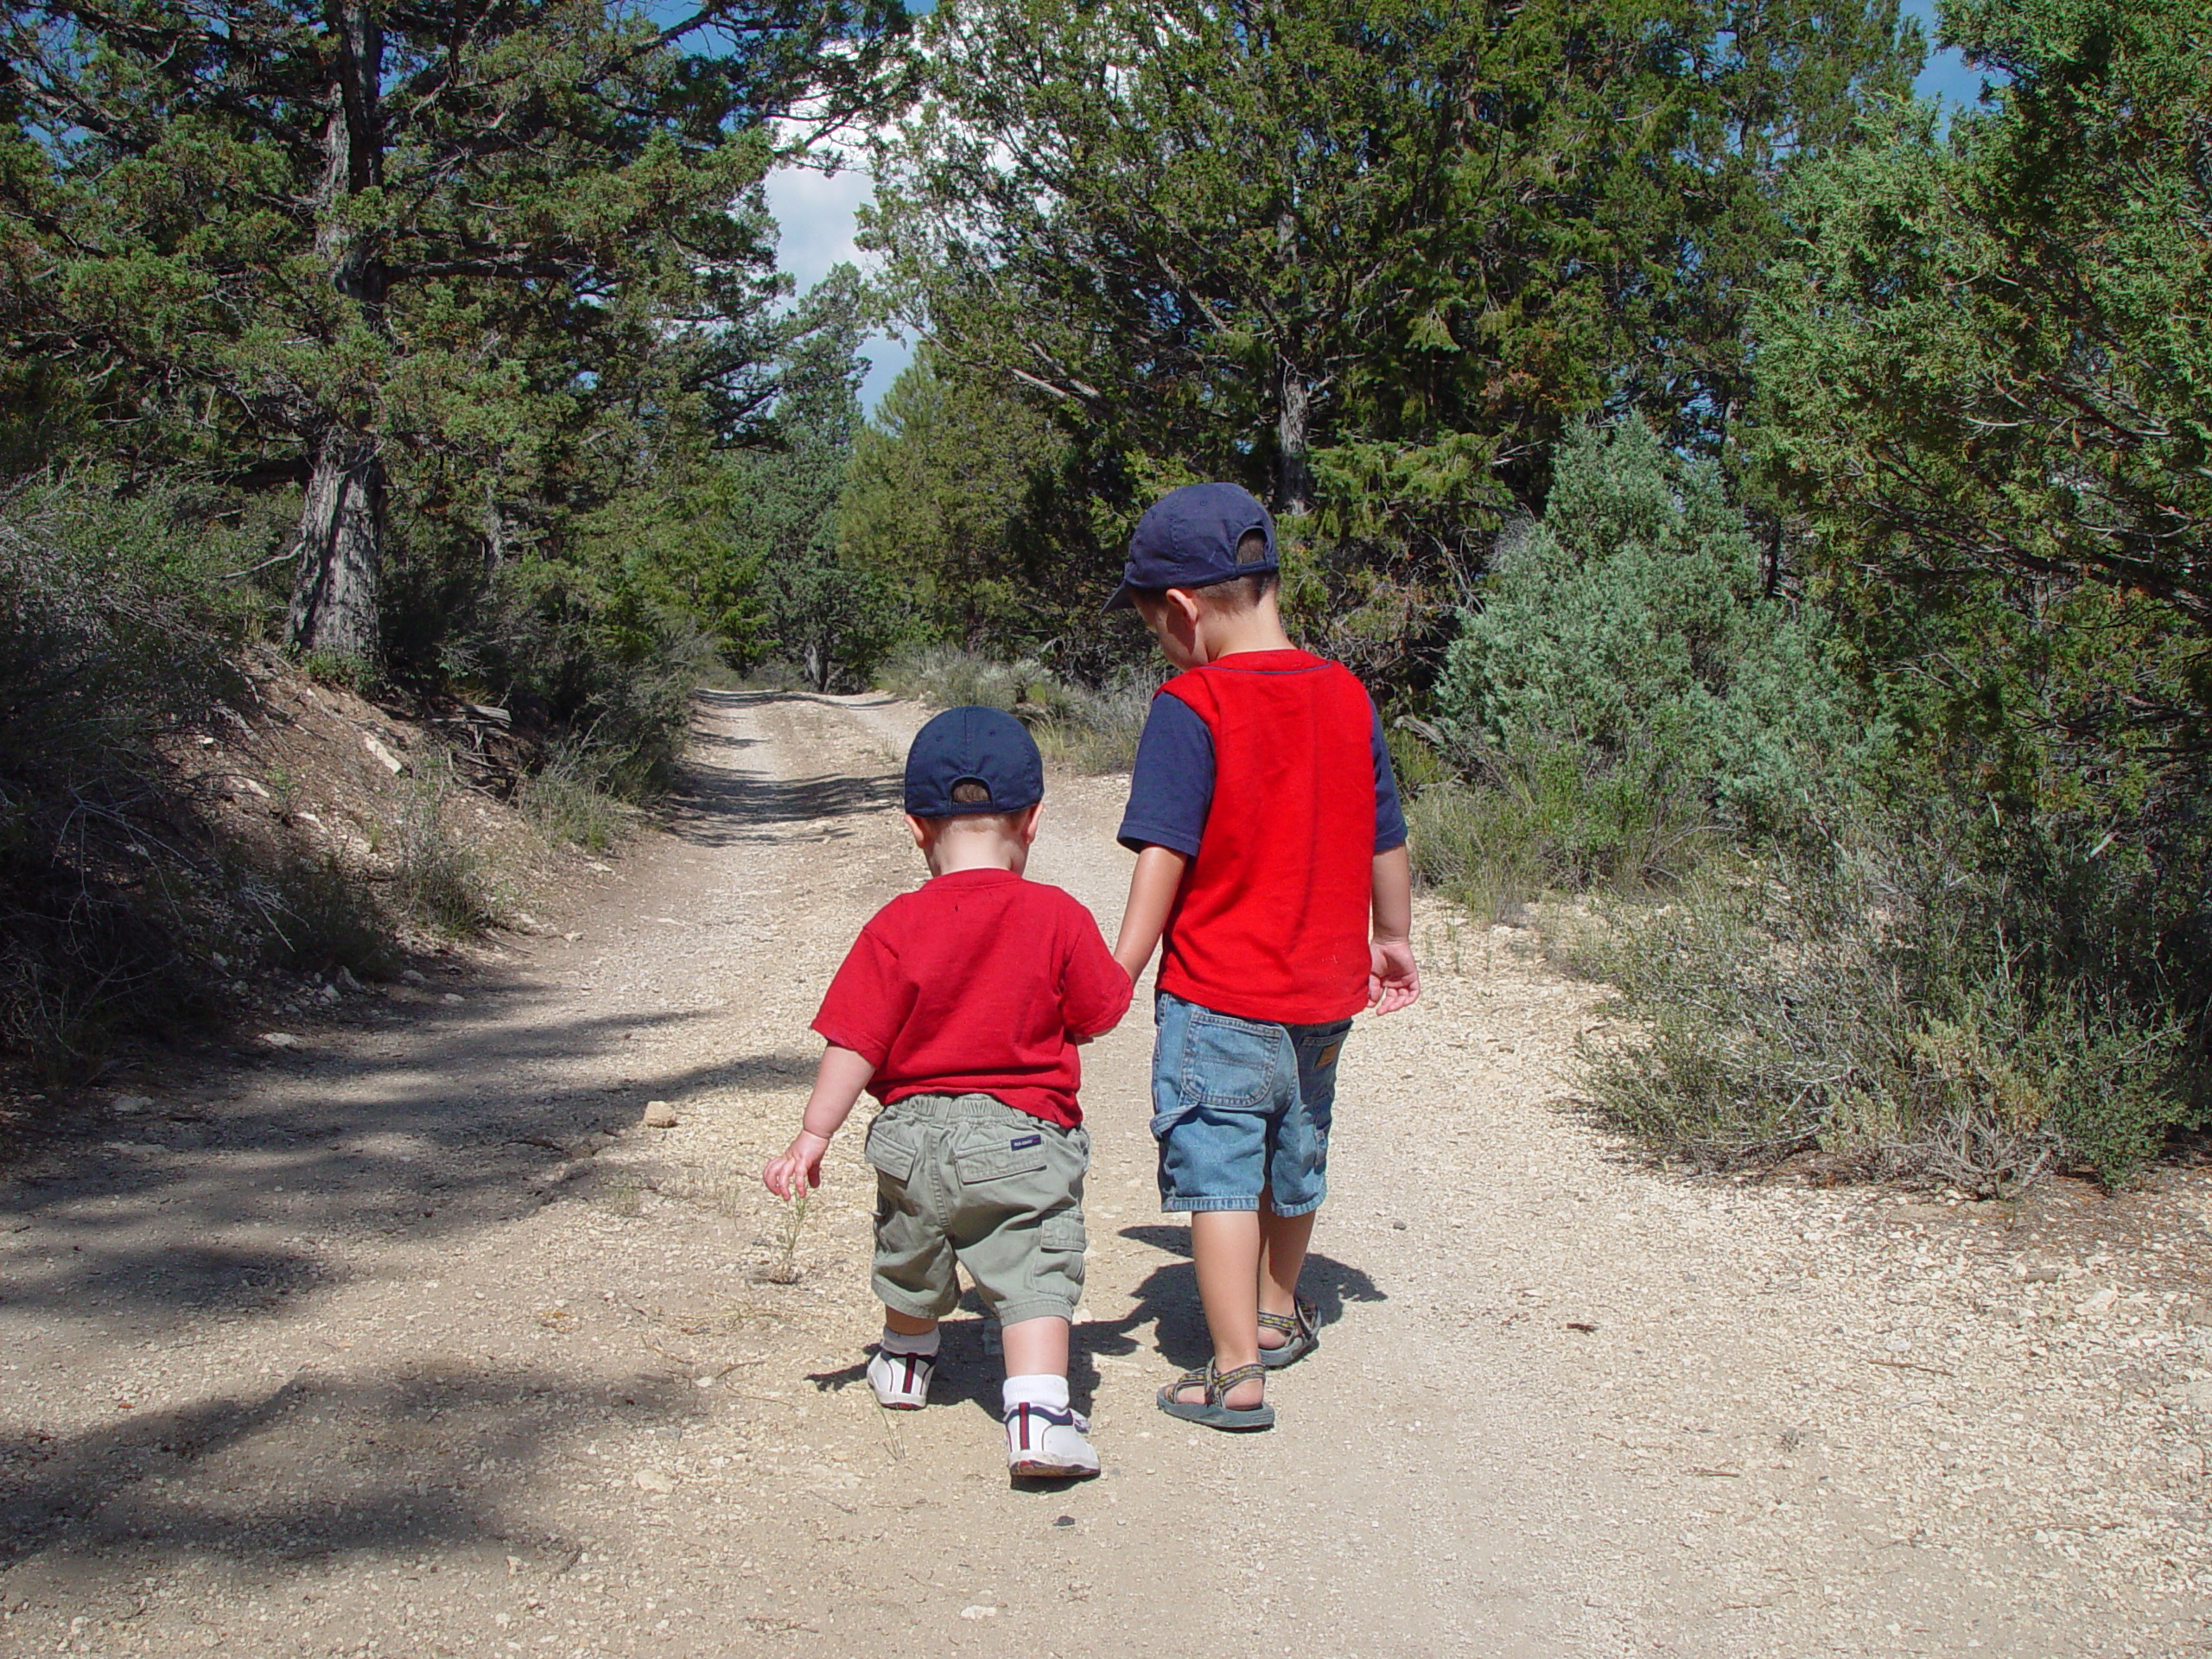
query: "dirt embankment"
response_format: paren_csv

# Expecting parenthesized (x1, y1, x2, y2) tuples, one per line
(2, 649, 596, 1137)
(3, 689, 2211, 1659)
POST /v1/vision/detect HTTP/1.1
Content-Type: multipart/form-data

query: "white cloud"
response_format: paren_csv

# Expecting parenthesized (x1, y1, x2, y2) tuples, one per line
(764, 161, 914, 421)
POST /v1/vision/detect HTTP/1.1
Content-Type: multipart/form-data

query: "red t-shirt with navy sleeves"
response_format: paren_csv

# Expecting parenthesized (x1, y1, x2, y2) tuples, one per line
(1133, 650, 1382, 1025)
(810, 868, 1132, 1128)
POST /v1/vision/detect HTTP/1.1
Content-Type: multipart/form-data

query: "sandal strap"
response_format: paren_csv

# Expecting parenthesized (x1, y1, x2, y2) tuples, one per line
(1257, 1298, 1316, 1337)
(1166, 1360, 1268, 1406)
(1167, 1364, 1216, 1397)
(1210, 1361, 1265, 1398)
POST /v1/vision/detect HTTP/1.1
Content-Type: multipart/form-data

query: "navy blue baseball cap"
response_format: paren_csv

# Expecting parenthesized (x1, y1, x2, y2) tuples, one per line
(1104, 482, 1277, 611)
(904, 705, 1044, 818)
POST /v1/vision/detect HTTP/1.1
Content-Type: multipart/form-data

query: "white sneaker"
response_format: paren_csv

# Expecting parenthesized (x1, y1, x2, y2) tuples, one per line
(868, 1347, 934, 1410)
(1005, 1401, 1100, 1479)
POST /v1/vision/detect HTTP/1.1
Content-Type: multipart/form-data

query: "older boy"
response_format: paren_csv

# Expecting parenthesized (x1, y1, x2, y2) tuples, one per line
(764, 706, 1132, 1478)
(1109, 482, 1421, 1430)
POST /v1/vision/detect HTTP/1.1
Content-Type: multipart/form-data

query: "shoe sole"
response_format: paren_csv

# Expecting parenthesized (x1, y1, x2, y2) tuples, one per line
(872, 1397, 926, 1410)
(1258, 1338, 1315, 1370)
(1011, 1459, 1101, 1479)
(1156, 1397, 1275, 1431)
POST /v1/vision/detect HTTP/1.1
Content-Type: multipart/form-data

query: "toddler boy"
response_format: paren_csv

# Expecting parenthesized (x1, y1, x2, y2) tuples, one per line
(1108, 483, 1421, 1430)
(763, 705, 1132, 1478)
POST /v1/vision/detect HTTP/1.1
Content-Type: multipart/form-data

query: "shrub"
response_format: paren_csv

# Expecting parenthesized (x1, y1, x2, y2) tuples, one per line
(1039, 671, 1159, 773)
(261, 856, 393, 977)
(0, 477, 252, 1074)
(876, 646, 1071, 715)
(1429, 418, 1876, 903)
(517, 740, 631, 853)
(1406, 755, 1711, 924)
(1577, 811, 2201, 1192)
(390, 763, 499, 935)
(448, 556, 715, 801)
(877, 647, 1160, 773)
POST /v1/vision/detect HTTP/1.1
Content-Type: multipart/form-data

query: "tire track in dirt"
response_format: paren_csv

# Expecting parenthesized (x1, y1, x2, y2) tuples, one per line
(2, 690, 2208, 1657)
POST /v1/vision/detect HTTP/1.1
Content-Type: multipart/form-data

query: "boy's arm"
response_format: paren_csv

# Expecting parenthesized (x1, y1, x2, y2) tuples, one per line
(1369, 843, 1421, 1014)
(1065, 910, 1137, 1040)
(1113, 843, 1190, 982)
(762, 1044, 876, 1198)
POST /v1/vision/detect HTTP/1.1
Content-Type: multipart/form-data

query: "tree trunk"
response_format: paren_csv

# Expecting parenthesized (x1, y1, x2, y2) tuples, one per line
(481, 476, 510, 574)
(285, 426, 385, 661)
(1274, 358, 1315, 517)
(286, 5, 387, 660)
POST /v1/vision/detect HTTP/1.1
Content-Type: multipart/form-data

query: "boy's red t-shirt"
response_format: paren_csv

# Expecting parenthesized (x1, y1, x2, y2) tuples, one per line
(1153, 650, 1378, 1025)
(810, 868, 1132, 1128)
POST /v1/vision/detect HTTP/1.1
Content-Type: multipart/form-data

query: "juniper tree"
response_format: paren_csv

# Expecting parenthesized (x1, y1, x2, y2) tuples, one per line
(1, 0, 906, 663)
(867, 0, 1917, 547)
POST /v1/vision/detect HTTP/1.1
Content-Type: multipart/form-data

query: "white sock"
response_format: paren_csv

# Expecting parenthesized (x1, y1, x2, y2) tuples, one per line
(1002, 1373, 1070, 1415)
(880, 1326, 939, 1357)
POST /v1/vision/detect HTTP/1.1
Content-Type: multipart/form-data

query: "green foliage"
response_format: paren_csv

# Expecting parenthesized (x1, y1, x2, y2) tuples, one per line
(461, 554, 715, 799)
(390, 763, 499, 936)
(298, 650, 375, 696)
(1756, 0, 2212, 640)
(1751, 0, 2212, 861)
(1707, 0, 2212, 1183)
(1434, 418, 1874, 855)
(839, 346, 1070, 655)
(664, 266, 895, 691)
(874, 646, 1159, 773)
(516, 741, 632, 854)
(0, 477, 251, 1072)
(3, 0, 907, 661)
(1580, 811, 2200, 1191)
(869, 0, 1918, 603)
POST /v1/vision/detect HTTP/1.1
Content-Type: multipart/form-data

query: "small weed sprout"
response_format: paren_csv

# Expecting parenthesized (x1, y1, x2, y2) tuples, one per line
(760, 1185, 810, 1284)
(265, 766, 300, 815)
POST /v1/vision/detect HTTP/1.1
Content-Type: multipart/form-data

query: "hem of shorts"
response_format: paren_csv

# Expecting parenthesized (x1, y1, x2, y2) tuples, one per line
(988, 1296, 1080, 1327)
(873, 1283, 960, 1321)
(1267, 1192, 1325, 1217)
(1160, 1196, 1260, 1213)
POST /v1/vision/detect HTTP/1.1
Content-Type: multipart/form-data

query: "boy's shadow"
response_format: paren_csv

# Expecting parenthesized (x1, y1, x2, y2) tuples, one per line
(802, 1228, 1384, 1489)
(1094, 1225, 1384, 1375)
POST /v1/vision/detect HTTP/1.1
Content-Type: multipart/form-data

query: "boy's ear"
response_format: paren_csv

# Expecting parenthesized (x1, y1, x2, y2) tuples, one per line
(903, 812, 934, 851)
(1016, 802, 1044, 844)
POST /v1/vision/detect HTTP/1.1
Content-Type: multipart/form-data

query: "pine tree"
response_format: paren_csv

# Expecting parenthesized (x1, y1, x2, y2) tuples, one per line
(3, 0, 906, 663)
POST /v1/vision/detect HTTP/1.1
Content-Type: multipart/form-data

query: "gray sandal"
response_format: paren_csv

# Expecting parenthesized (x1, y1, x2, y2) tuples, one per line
(1257, 1298, 1319, 1370)
(1157, 1360, 1274, 1431)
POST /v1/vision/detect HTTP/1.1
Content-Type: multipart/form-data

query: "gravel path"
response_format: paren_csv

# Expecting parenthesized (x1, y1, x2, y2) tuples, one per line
(3, 689, 2210, 1657)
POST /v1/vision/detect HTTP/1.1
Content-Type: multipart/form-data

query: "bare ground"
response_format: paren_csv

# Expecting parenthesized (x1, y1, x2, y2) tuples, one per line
(5, 690, 2212, 1658)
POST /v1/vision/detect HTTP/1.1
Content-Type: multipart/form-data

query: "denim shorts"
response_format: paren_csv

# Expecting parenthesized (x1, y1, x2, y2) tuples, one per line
(1149, 989, 1355, 1215)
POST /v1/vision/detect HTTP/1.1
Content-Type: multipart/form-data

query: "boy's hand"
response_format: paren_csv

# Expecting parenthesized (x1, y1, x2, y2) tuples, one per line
(763, 1129, 831, 1199)
(1368, 938, 1421, 1014)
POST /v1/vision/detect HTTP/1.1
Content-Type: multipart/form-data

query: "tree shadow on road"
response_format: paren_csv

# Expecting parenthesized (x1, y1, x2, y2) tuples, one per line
(0, 1360, 698, 1586)
(664, 690, 899, 849)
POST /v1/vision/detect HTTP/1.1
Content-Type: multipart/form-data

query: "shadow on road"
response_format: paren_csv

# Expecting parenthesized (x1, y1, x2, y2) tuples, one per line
(0, 1362, 697, 1580)
(663, 690, 899, 849)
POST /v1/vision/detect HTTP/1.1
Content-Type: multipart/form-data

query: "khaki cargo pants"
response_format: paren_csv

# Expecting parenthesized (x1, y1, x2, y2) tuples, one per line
(864, 1093, 1089, 1327)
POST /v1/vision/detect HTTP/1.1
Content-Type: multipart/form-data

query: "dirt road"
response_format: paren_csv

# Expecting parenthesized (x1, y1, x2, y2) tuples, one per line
(5, 690, 2212, 1657)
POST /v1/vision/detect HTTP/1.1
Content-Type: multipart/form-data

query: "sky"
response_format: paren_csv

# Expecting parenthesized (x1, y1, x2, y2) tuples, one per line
(762, 160, 910, 418)
(761, 0, 1998, 427)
